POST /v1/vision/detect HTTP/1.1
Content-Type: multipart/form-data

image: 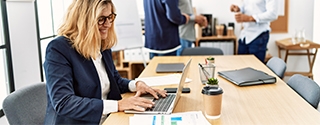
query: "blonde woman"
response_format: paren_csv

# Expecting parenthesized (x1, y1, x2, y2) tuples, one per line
(44, 0, 166, 124)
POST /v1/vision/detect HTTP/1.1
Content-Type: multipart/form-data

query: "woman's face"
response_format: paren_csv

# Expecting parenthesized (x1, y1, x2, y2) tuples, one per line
(98, 4, 114, 40)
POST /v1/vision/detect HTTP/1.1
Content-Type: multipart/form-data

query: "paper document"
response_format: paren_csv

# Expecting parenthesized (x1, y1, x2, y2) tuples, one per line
(135, 74, 192, 87)
(129, 111, 210, 125)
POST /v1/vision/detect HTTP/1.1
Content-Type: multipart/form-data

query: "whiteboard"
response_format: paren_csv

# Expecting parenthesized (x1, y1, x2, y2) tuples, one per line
(112, 0, 143, 51)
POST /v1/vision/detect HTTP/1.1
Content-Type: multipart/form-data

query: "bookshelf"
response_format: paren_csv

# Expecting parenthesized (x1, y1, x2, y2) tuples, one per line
(112, 50, 147, 80)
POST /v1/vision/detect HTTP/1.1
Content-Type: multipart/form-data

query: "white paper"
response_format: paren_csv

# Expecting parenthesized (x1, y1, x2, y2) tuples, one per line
(135, 74, 192, 87)
(129, 111, 211, 125)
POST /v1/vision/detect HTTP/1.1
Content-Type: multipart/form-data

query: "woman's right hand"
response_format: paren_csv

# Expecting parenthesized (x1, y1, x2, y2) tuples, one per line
(118, 96, 155, 112)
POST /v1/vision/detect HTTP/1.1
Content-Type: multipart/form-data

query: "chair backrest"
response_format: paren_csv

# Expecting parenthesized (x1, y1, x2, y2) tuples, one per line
(266, 57, 286, 79)
(2, 82, 47, 125)
(287, 74, 320, 109)
(181, 47, 224, 56)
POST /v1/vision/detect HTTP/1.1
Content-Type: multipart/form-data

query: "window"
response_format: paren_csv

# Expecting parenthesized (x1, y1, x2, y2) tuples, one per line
(0, 0, 14, 117)
(36, 0, 72, 79)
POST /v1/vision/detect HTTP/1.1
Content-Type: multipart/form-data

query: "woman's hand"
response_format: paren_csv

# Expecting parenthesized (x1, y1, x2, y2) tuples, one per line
(135, 81, 167, 99)
(118, 81, 167, 112)
(118, 96, 154, 112)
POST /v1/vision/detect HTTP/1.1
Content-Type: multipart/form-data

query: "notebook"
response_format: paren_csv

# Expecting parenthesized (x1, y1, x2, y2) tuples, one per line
(125, 59, 192, 114)
(218, 67, 276, 86)
(156, 63, 185, 73)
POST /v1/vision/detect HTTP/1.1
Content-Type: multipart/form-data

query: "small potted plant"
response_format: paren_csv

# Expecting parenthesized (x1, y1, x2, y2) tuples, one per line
(207, 77, 219, 87)
(206, 56, 215, 64)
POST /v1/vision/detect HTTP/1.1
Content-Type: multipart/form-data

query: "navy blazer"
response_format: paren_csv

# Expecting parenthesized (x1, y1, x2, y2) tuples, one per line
(44, 36, 131, 124)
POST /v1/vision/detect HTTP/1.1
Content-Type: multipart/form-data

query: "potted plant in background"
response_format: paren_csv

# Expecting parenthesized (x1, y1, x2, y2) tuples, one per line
(206, 56, 215, 64)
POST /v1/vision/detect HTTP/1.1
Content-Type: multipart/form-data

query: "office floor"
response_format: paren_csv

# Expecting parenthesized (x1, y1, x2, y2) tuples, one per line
(0, 115, 8, 125)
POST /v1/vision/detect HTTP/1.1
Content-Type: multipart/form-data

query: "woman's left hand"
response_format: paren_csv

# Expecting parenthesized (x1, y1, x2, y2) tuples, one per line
(135, 81, 167, 99)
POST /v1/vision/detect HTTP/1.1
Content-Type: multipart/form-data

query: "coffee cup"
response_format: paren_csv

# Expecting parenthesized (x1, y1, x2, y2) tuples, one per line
(215, 25, 224, 37)
(202, 86, 223, 119)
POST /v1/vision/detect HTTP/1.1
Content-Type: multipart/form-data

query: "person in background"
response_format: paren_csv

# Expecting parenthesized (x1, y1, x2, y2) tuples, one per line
(177, 0, 208, 56)
(144, 0, 190, 59)
(43, 0, 166, 124)
(230, 0, 278, 63)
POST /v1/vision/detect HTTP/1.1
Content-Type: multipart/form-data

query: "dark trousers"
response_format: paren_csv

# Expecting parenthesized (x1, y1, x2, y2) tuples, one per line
(238, 31, 269, 63)
(149, 50, 177, 59)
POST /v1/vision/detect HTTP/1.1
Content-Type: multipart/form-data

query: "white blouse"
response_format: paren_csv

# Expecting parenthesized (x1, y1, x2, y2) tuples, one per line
(92, 52, 136, 123)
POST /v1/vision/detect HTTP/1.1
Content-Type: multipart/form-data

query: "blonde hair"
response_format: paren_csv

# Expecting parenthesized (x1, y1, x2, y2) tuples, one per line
(58, 0, 117, 59)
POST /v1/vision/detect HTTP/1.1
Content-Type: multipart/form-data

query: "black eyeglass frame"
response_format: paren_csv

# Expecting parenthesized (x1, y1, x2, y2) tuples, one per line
(98, 13, 117, 25)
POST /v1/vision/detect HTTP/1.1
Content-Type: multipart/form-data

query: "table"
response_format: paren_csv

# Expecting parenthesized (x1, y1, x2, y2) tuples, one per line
(103, 55, 320, 125)
(276, 38, 320, 79)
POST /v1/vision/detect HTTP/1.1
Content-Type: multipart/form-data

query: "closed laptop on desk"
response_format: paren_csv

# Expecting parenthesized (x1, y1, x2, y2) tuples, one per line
(156, 63, 185, 73)
(218, 67, 276, 86)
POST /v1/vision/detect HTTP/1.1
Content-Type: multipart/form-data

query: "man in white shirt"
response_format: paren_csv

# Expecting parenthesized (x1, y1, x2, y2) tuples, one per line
(230, 0, 278, 62)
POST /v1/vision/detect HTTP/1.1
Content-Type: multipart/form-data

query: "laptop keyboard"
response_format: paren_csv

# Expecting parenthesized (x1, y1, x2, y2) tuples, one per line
(146, 94, 176, 112)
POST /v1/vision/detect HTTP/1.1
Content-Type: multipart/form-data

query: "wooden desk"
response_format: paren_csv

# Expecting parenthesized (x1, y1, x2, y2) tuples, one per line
(104, 55, 320, 125)
(276, 38, 320, 79)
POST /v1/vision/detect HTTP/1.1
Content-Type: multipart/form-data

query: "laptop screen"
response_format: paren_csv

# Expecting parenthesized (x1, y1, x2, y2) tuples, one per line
(171, 58, 192, 109)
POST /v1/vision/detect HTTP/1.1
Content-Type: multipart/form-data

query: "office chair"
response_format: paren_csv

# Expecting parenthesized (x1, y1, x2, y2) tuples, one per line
(181, 47, 224, 56)
(2, 82, 47, 125)
(266, 57, 287, 79)
(287, 74, 320, 109)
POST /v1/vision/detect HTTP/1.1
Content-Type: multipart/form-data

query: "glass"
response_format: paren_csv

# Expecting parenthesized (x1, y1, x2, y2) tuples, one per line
(198, 63, 215, 85)
(98, 13, 117, 25)
(37, 0, 54, 38)
(0, 49, 9, 109)
(51, 0, 73, 35)
(292, 28, 310, 47)
(37, 0, 74, 37)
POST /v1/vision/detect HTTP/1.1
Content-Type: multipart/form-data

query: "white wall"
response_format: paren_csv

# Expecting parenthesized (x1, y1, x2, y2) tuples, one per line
(313, 0, 320, 84)
(6, 1, 41, 90)
(193, 0, 315, 81)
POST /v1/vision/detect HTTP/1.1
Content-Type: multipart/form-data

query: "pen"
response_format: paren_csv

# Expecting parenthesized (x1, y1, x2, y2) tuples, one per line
(198, 63, 211, 80)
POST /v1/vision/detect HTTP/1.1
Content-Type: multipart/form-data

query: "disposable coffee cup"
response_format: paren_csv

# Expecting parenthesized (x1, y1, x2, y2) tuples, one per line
(202, 86, 223, 119)
(215, 25, 224, 37)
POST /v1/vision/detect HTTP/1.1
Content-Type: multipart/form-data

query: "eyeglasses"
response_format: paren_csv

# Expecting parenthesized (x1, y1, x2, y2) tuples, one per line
(98, 13, 117, 25)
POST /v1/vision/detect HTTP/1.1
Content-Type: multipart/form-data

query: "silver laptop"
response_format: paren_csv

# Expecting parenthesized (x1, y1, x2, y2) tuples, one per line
(124, 58, 192, 114)
(156, 63, 185, 73)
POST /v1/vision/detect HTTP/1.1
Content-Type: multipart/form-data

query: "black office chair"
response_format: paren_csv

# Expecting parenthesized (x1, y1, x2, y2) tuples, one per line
(266, 57, 287, 79)
(287, 74, 320, 109)
(181, 47, 224, 56)
(2, 82, 47, 125)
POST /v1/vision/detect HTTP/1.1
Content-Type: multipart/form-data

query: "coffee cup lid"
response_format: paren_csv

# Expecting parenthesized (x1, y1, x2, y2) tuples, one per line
(202, 86, 223, 95)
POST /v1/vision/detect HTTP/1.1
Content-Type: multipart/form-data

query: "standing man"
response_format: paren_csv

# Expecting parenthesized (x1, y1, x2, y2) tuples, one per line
(177, 0, 208, 56)
(144, 0, 190, 59)
(230, 0, 278, 62)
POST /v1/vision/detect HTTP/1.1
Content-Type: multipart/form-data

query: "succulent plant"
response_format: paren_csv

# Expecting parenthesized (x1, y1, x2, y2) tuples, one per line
(207, 57, 215, 60)
(207, 77, 219, 85)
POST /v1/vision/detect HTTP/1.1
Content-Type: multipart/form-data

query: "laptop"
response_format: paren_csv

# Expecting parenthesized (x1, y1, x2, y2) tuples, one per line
(156, 63, 185, 73)
(124, 58, 192, 114)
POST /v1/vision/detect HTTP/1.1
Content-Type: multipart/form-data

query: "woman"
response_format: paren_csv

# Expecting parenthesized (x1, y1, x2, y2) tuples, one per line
(44, 0, 166, 124)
